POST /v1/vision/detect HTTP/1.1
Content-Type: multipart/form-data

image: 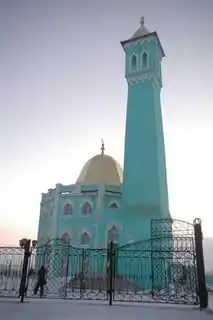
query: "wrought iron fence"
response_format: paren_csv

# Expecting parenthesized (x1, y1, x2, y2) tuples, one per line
(151, 219, 195, 238)
(0, 247, 24, 297)
(0, 219, 208, 307)
(27, 242, 109, 301)
(112, 235, 198, 305)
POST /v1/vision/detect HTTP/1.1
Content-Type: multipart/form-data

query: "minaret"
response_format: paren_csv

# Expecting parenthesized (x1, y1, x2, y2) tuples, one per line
(122, 16, 169, 216)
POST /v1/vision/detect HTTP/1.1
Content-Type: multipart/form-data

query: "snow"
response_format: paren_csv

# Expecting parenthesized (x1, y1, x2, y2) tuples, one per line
(0, 299, 212, 320)
(0, 276, 198, 305)
(208, 291, 213, 312)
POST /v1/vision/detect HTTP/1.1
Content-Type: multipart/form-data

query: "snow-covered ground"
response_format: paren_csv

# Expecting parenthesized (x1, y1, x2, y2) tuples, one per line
(0, 299, 212, 320)
(0, 276, 198, 304)
(209, 291, 213, 311)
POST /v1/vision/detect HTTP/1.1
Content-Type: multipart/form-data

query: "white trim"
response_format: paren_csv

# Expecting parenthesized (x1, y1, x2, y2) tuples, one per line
(127, 74, 161, 87)
(105, 192, 121, 197)
(79, 228, 92, 237)
(106, 220, 123, 231)
(71, 184, 81, 195)
(62, 200, 74, 207)
(123, 36, 162, 55)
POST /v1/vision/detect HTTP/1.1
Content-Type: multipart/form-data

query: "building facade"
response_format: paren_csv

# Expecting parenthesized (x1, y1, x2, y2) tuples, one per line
(37, 16, 171, 249)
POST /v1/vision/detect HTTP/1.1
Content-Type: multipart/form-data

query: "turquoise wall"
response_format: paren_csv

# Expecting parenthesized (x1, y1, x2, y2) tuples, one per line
(38, 180, 168, 250)
(57, 193, 98, 246)
(57, 194, 153, 249)
(123, 80, 161, 205)
(124, 37, 162, 80)
(53, 184, 125, 248)
(38, 195, 55, 245)
(56, 201, 151, 248)
(122, 36, 169, 217)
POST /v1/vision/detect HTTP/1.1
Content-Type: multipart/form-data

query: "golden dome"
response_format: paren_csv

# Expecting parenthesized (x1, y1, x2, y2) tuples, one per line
(76, 153, 123, 185)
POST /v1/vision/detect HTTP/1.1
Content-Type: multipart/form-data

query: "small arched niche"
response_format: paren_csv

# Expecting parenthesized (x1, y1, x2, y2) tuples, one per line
(82, 201, 92, 215)
(63, 203, 73, 215)
(61, 232, 71, 244)
(142, 51, 148, 69)
(131, 54, 137, 71)
(108, 202, 119, 209)
(80, 232, 91, 245)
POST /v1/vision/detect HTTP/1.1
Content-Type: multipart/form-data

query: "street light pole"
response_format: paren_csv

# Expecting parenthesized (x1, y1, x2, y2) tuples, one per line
(19, 238, 37, 303)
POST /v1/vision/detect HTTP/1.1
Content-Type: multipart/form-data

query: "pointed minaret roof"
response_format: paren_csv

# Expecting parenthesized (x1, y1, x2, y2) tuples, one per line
(130, 16, 151, 39)
(121, 15, 165, 57)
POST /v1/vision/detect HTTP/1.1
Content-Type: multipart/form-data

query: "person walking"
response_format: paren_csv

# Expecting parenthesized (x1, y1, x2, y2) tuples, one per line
(34, 266, 47, 297)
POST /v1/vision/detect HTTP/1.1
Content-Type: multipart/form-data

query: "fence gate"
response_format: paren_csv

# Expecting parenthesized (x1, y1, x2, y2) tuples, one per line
(65, 247, 108, 301)
(151, 219, 198, 304)
(112, 219, 199, 305)
(27, 239, 70, 298)
(28, 242, 108, 301)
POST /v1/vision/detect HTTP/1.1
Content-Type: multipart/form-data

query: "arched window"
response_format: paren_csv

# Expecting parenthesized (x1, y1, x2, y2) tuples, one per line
(142, 52, 148, 68)
(131, 54, 137, 71)
(63, 203, 73, 215)
(80, 232, 91, 245)
(82, 202, 92, 215)
(107, 226, 118, 243)
(108, 202, 118, 209)
(61, 232, 71, 244)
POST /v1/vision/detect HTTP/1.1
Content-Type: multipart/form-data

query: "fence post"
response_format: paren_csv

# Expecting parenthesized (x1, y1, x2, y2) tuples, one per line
(19, 239, 31, 303)
(194, 218, 208, 309)
(64, 245, 70, 299)
(80, 249, 85, 299)
(108, 241, 114, 306)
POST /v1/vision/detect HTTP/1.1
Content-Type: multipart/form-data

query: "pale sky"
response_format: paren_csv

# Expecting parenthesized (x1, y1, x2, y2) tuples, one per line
(0, 0, 213, 245)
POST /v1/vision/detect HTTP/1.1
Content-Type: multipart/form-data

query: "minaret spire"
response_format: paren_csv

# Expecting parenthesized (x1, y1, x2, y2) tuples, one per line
(140, 15, 144, 26)
(123, 14, 151, 40)
(101, 139, 105, 155)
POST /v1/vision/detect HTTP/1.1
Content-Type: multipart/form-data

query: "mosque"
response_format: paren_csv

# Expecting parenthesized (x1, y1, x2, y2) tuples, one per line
(37, 16, 171, 249)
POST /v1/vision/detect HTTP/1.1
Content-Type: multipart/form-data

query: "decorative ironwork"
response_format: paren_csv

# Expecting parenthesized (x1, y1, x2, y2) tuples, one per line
(112, 242, 153, 303)
(0, 247, 24, 297)
(111, 219, 198, 305)
(27, 239, 69, 298)
(151, 219, 195, 238)
(65, 248, 108, 300)
(26, 242, 108, 300)
(112, 236, 198, 305)
(0, 218, 204, 306)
